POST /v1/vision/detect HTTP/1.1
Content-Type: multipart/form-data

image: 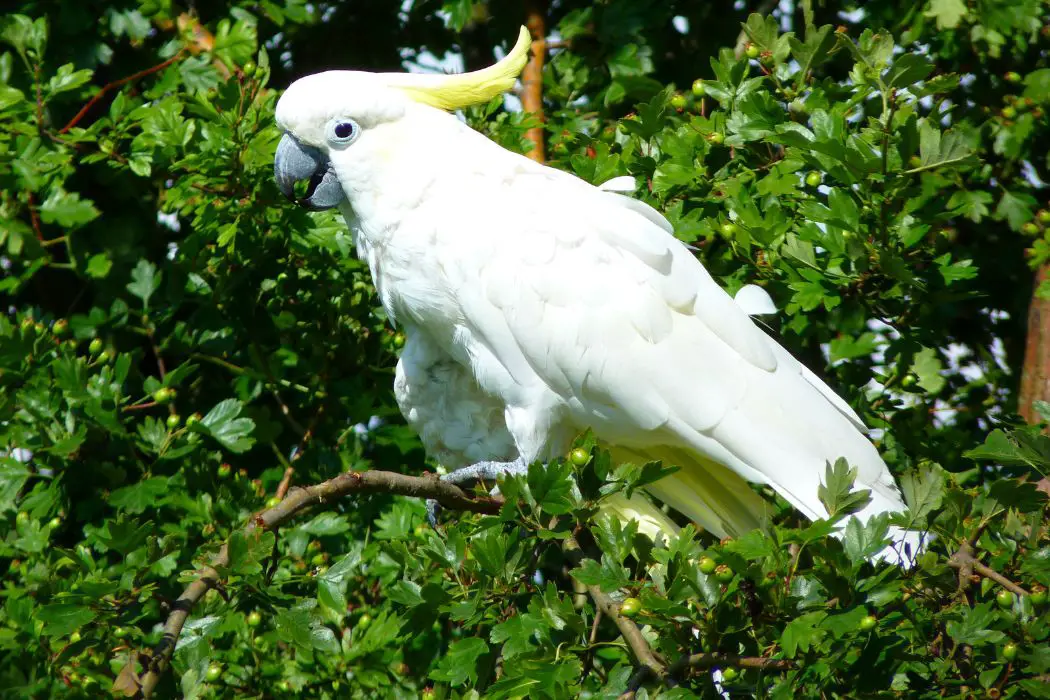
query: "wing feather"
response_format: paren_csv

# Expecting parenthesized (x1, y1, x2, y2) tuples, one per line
(435, 166, 906, 531)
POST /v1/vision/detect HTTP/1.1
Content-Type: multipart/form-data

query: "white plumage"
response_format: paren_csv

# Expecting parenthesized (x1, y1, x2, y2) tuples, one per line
(274, 64, 917, 561)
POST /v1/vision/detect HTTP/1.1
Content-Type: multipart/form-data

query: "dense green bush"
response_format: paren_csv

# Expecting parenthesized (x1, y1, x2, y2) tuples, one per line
(1, 1, 1049, 697)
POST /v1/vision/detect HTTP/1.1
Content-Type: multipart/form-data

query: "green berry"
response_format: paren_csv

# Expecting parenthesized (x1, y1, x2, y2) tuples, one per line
(996, 589, 1014, 609)
(186, 413, 202, 427)
(707, 132, 724, 145)
(859, 615, 877, 631)
(720, 222, 738, 237)
(1001, 106, 1017, 119)
(805, 171, 823, 187)
(670, 93, 688, 110)
(619, 597, 642, 617)
(1004, 71, 1022, 83)
(1038, 210, 1050, 224)
(357, 613, 373, 630)
(243, 61, 256, 77)
(99, 348, 114, 363)
(1030, 585, 1047, 605)
(698, 556, 717, 575)
(112, 626, 129, 639)
(900, 373, 919, 389)
(52, 319, 69, 337)
(166, 414, 181, 429)
(1023, 222, 1041, 235)
(205, 663, 222, 682)
(714, 564, 734, 583)
(247, 611, 262, 627)
(311, 553, 327, 567)
(152, 387, 174, 404)
(48, 516, 62, 529)
(908, 155, 922, 168)
(69, 631, 82, 644)
(308, 540, 322, 552)
(745, 44, 761, 59)
(217, 464, 232, 479)
(691, 79, 706, 97)
(15, 511, 29, 525)
(721, 667, 739, 682)
(569, 447, 590, 466)
(1002, 642, 1019, 661)
(265, 496, 281, 509)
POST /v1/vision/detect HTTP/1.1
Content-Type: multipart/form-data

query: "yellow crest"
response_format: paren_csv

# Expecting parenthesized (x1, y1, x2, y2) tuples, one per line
(386, 26, 531, 110)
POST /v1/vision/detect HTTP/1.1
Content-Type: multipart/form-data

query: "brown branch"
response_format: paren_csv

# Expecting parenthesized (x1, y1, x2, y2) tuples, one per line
(26, 191, 44, 241)
(521, 1, 547, 163)
(1019, 264, 1050, 424)
(947, 541, 1029, 598)
(668, 651, 795, 676)
(564, 534, 666, 685)
(133, 469, 502, 698)
(60, 52, 185, 134)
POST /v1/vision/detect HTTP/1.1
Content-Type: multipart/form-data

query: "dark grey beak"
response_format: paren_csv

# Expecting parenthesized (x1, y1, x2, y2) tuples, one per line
(274, 133, 345, 211)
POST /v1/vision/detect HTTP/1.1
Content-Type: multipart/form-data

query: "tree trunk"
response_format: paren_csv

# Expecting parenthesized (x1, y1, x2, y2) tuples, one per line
(1019, 264, 1050, 423)
(522, 0, 547, 163)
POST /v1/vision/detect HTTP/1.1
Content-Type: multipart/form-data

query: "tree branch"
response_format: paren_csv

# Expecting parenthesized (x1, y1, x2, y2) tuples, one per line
(668, 651, 795, 677)
(60, 52, 185, 134)
(132, 469, 502, 698)
(948, 540, 1029, 598)
(521, 1, 548, 163)
(1019, 265, 1050, 424)
(564, 534, 666, 684)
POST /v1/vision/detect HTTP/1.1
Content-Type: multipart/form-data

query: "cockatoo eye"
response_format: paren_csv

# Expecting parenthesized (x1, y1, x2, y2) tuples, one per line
(326, 119, 359, 147)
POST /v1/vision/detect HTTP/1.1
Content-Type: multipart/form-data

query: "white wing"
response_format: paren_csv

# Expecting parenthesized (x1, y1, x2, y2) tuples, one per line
(424, 159, 907, 539)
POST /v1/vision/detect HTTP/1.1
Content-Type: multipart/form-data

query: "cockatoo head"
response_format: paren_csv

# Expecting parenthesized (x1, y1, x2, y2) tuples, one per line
(273, 27, 530, 211)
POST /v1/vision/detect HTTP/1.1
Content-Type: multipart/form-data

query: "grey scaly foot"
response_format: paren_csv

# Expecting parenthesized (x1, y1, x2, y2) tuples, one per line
(426, 458, 529, 528)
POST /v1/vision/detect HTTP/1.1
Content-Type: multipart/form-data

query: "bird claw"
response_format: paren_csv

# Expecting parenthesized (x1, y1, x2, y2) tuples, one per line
(425, 458, 528, 532)
(426, 498, 443, 530)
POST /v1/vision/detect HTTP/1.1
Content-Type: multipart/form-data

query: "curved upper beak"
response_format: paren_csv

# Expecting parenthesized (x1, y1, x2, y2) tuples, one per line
(273, 133, 346, 211)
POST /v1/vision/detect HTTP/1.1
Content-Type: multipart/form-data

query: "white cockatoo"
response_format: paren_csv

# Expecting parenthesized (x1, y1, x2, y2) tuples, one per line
(273, 28, 919, 561)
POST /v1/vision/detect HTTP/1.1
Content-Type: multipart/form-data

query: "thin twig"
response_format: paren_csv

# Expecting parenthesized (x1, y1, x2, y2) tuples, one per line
(274, 406, 323, 500)
(60, 52, 185, 134)
(133, 469, 503, 698)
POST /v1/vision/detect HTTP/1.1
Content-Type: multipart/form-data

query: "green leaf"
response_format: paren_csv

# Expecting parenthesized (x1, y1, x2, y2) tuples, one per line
(570, 554, 630, 593)
(946, 603, 1005, 646)
(227, 530, 275, 577)
(109, 476, 170, 514)
(126, 259, 161, 309)
(0, 458, 30, 512)
(818, 458, 872, 519)
(46, 63, 93, 96)
(883, 53, 933, 89)
(899, 463, 945, 522)
(910, 347, 946, 393)
(842, 514, 890, 564)
(38, 189, 99, 228)
(526, 459, 574, 515)
(37, 604, 96, 637)
(430, 637, 489, 686)
(780, 611, 827, 657)
(924, 0, 968, 30)
(199, 399, 256, 453)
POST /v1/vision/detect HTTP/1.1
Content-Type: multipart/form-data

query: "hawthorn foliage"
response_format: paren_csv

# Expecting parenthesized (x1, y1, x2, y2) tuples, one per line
(1, 1, 1050, 698)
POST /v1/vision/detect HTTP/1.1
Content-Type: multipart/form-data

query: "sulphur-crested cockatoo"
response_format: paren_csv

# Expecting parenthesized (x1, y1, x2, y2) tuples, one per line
(273, 27, 918, 561)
